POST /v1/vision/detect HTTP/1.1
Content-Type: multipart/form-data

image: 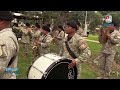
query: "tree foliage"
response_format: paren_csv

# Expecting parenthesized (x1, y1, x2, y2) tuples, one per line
(12, 11, 120, 33)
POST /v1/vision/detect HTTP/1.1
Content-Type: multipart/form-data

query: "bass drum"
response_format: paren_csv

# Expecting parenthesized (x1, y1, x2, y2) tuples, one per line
(27, 53, 77, 79)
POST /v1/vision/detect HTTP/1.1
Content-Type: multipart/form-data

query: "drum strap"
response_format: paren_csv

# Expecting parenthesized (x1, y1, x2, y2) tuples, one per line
(65, 41, 77, 59)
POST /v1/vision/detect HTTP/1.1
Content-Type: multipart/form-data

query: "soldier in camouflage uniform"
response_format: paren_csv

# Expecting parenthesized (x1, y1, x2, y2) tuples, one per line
(38, 26, 53, 56)
(55, 25, 65, 55)
(98, 24, 120, 79)
(21, 23, 32, 57)
(0, 11, 19, 79)
(31, 23, 41, 62)
(50, 25, 65, 55)
(12, 23, 22, 40)
(61, 21, 91, 79)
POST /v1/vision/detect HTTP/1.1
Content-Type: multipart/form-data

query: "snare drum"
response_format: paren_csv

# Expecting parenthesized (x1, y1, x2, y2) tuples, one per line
(27, 53, 77, 79)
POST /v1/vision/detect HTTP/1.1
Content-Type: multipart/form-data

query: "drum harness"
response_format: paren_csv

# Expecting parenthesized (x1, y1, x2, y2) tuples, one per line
(65, 40, 77, 59)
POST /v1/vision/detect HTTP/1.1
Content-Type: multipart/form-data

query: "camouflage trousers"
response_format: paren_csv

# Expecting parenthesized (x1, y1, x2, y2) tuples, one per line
(22, 43, 29, 54)
(76, 61, 81, 79)
(99, 53, 115, 78)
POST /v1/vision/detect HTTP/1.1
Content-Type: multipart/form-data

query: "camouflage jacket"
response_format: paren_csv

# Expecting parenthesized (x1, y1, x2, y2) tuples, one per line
(31, 30, 41, 46)
(21, 27, 31, 44)
(101, 30, 120, 54)
(39, 33, 53, 55)
(61, 33, 91, 63)
(31, 30, 41, 38)
(54, 30, 65, 45)
(0, 28, 19, 79)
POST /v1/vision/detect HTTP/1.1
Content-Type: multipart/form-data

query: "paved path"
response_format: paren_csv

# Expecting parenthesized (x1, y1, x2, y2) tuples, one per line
(83, 38, 120, 47)
(83, 39, 100, 43)
(83, 38, 120, 46)
(82, 37, 100, 43)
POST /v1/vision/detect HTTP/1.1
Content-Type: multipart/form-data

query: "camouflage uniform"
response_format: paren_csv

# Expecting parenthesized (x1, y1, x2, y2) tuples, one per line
(61, 33, 91, 79)
(12, 26, 22, 40)
(0, 28, 19, 79)
(51, 30, 65, 55)
(99, 30, 120, 78)
(21, 27, 31, 56)
(56, 31, 65, 55)
(31, 30, 41, 61)
(39, 33, 53, 56)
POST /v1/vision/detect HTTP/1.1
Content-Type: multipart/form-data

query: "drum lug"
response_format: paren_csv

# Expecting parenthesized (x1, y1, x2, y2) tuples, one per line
(68, 70, 74, 79)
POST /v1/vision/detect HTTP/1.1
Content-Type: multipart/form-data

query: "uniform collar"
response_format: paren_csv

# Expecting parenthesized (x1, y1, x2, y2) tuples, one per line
(0, 28, 12, 34)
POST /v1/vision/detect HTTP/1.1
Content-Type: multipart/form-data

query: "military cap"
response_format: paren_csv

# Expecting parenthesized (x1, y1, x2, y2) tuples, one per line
(66, 21, 78, 30)
(0, 11, 13, 21)
(42, 25, 50, 32)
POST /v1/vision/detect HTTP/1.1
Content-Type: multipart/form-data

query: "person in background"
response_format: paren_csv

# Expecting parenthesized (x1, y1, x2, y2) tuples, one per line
(38, 25, 53, 56)
(98, 21, 120, 79)
(21, 23, 32, 57)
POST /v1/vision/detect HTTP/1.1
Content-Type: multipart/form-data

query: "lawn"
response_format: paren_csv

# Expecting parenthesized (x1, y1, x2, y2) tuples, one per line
(87, 34, 99, 41)
(17, 42, 33, 79)
(16, 34, 120, 79)
(80, 39, 102, 79)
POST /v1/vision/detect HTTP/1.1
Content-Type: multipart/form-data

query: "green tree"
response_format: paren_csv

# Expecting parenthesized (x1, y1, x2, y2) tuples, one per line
(87, 11, 103, 32)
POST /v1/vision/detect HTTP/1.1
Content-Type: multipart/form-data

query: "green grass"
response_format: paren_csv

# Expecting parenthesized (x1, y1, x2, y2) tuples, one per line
(17, 42, 33, 79)
(80, 63, 100, 79)
(80, 37, 102, 79)
(87, 41, 102, 54)
(87, 34, 99, 41)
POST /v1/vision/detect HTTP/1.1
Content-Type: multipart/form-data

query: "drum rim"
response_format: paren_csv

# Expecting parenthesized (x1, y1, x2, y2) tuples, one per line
(27, 57, 40, 79)
(27, 64, 32, 79)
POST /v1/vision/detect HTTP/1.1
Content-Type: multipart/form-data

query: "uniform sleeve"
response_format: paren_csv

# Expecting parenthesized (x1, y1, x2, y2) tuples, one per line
(110, 32, 120, 44)
(57, 31, 64, 40)
(41, 35, 53, 48)
(59, 43, 64, 56)
(0, 39, 8, 76)
(76, 48, 91, 62)
(75, 39, 91, 62)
